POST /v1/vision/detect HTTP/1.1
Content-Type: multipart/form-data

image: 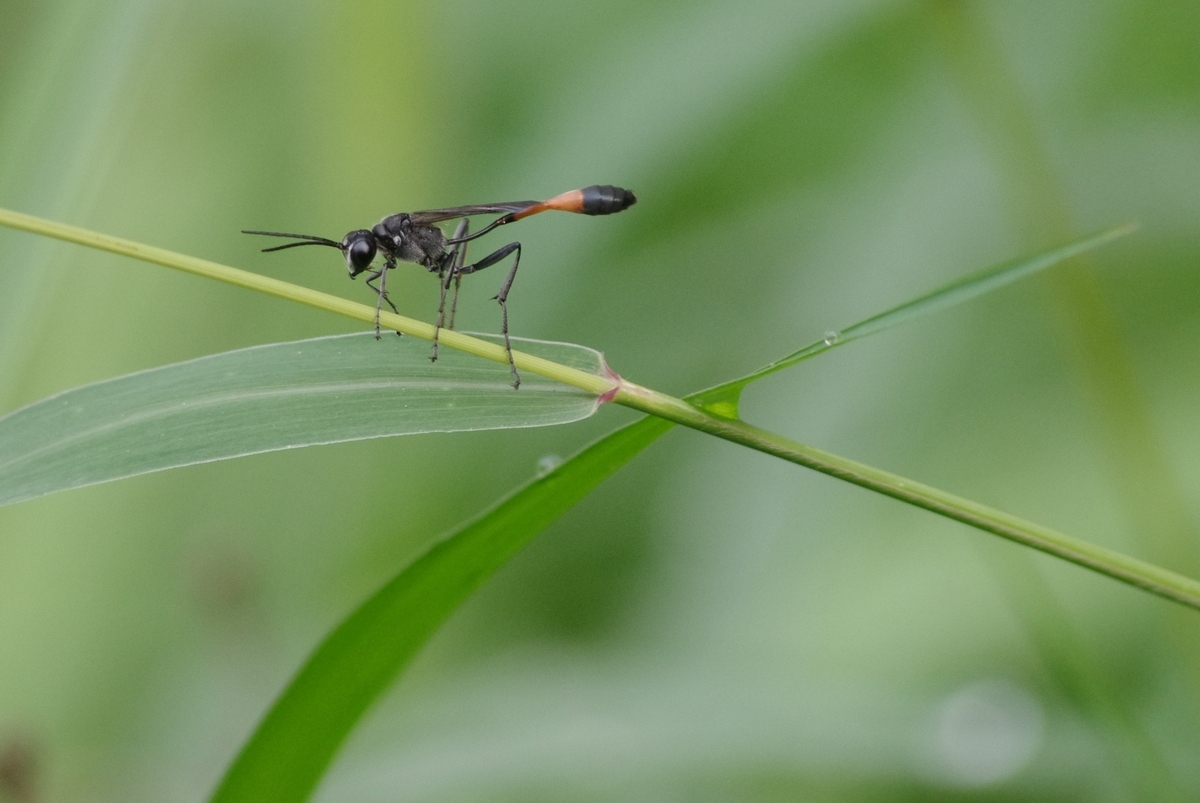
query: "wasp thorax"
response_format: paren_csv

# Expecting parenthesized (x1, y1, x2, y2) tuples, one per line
(342, 231, 376, 276)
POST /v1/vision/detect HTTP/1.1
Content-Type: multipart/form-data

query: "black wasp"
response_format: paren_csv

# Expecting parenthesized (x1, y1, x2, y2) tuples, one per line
(245, 184, 637, 388)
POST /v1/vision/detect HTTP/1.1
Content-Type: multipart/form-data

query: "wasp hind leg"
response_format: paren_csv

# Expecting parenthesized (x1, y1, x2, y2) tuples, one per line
(455, 241, 521, 389)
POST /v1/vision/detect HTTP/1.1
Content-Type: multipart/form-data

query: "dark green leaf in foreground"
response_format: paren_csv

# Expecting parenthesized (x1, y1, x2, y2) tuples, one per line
(0, 333, 606, 507)
(210, 414, 672, 803)
(211, 227, 1133, 803)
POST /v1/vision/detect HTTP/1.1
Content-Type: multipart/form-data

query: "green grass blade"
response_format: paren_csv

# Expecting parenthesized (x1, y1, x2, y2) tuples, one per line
(0, 333, 605, 508)
(210, 413, 673, 803)
(736, 223, 1136, 387)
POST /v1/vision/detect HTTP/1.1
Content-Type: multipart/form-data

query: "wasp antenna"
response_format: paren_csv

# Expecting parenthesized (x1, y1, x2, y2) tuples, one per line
(259, 241, 343, 253)
(243, 229, 342, 252)
(243, 229, 336, 242)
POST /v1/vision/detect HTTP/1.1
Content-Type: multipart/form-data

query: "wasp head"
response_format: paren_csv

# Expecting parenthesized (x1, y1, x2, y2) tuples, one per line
(340, 230, 377, 277)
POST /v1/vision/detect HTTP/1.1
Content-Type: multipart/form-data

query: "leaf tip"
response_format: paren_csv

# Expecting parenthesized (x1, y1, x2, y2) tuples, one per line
(1108, 220, 1140, 240)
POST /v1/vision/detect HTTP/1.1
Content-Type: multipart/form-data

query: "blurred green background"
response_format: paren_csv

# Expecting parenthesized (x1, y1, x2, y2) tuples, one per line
(1, 0, 1199, 800)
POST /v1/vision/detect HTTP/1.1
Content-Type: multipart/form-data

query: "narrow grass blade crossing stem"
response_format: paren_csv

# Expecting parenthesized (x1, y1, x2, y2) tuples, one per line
(735, 223, 1138, 387)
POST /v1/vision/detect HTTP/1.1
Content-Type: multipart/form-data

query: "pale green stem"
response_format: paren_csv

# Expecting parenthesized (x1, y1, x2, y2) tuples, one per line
(3, 205, 1200, 611)
(614, 381, 1200, 610)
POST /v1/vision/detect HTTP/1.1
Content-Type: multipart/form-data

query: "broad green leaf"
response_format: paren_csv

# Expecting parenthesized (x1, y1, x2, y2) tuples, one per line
(211, 228, 1133, 803)
(0, 332, 606, 508)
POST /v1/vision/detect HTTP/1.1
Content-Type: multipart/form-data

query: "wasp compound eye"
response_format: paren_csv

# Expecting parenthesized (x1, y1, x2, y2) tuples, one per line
(345, 235, 376, 275)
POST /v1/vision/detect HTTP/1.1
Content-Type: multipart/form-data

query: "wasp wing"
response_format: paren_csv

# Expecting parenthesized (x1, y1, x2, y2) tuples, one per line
(408, 201, 539, 226)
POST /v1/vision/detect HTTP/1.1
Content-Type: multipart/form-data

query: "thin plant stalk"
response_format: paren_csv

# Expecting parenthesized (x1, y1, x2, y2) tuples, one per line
(2, 206, 1200, 612)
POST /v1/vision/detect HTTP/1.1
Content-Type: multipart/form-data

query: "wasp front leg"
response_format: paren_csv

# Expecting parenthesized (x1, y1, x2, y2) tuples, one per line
(364, 256, 399, 339)
(432, 218, 470, 362)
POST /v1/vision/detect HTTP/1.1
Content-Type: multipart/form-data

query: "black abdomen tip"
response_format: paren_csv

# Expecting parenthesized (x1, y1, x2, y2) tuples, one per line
(581, 184, 638, 215)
